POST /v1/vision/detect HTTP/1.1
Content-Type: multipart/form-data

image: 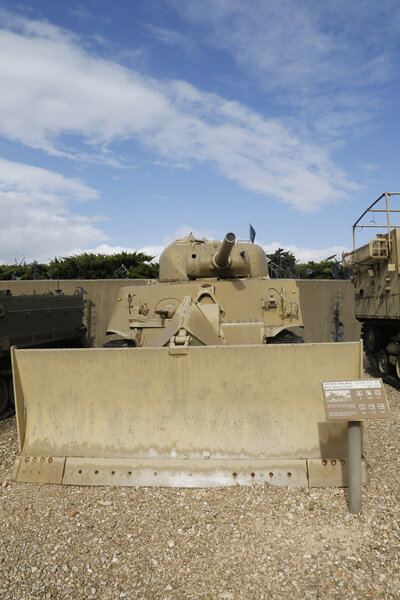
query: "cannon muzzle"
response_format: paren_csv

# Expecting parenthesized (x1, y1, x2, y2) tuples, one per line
(214, 232, 236, 267)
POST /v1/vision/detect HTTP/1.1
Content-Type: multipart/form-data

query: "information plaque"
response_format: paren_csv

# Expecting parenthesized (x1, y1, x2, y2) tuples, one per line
(321, 379, 390, 421)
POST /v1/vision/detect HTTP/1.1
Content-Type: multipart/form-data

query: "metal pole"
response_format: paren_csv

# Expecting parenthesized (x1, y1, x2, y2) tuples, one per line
(385, 193, 392, 254)
(385, 193, 391, 238)
(348, 421, 362, 513)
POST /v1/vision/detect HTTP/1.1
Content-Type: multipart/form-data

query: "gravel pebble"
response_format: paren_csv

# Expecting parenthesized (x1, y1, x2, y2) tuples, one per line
(0, 370, 399, 599)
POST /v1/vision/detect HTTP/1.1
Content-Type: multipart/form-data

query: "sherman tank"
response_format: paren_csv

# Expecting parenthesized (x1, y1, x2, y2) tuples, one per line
(11, 231, 364, 489)
(105, 232, 304, 348)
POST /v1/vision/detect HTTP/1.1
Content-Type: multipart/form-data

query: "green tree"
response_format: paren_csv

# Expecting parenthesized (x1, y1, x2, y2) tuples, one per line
(265, 249, 349, 280)
(297, 260, 348, 279)
(0, 261, 50, 280)
(266, 248, 298, 277)
(0, 252, 159, 280)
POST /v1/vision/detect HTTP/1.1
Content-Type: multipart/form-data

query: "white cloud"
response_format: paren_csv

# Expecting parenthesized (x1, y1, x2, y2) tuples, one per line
(261, 241, 351, 263)
(144, 24, 187, 47)
(173, 0, 398, 92)
(0, 159, 106, 263)
(170, 0, 399, 137)
(162, 225, 218, 245)
(68, 226, 218, 263)
(360, 162, 379, 172)
(66, 243, 164, 262)
(0, 12, 356, 211)
(0, 158, 98, 201)
(68, 6, 92, 20)
(68, 229, 351, 266)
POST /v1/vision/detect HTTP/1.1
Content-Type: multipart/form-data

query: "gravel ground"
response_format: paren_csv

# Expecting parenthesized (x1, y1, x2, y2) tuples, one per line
(0, 375, 399, 599)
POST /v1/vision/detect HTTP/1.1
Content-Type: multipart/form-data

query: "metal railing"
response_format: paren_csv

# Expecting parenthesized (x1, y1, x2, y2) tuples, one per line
(352, 192, 400, 251)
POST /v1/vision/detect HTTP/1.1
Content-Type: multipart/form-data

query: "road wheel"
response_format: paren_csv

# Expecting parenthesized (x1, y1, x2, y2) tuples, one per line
(378, 349, 390, 375)
(0, 377, 8, 417)
(363, 325, 381, 353)
(7, 376, 14, 409)
(103, 339, 136, 348)
(395, 356, 400, 379)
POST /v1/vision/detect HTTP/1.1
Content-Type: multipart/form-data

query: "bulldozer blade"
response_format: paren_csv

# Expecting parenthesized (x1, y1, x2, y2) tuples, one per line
(11, 342, 367, 488)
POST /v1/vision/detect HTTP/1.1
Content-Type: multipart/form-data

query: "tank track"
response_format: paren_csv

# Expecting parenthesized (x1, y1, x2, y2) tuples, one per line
(361, 323, 378, 368)
(364, 360, 400, 390)
(0, 374, 15, 421)
(268, 329, 304, 344)
(103, 339, 137, 348)
(361, 323, 400, 389)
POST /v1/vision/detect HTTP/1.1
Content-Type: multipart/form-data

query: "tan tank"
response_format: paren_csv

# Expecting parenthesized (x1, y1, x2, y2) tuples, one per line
(11, 232, 365, 489)
(105, 232, 303, 348)
(343, 192, 400, 377)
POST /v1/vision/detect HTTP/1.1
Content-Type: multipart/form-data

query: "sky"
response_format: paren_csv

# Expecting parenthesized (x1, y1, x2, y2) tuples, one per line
(1, 0, 400, 265)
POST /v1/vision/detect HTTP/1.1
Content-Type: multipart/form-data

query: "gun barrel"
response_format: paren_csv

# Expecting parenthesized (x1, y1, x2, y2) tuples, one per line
(214, 232, 236, 267)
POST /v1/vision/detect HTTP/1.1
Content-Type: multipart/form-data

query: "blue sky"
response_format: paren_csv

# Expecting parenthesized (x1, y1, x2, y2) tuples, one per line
(1, 0, 400, 264)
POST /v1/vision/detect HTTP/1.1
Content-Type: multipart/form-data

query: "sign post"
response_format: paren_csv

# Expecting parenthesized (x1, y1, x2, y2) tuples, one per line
(347, 421, 362, 513)
(321, 379, 390, 514)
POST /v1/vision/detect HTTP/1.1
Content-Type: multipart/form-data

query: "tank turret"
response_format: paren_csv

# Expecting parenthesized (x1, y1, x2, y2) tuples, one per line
(159, 232, 268, 282)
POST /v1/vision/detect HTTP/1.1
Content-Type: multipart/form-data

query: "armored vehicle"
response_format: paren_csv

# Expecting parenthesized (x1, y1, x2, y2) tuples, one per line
(105, 232, 304, 348)
(343, 192, 400, 377)
(11, 233, 365, 488)
(0, 290, 85, 418)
